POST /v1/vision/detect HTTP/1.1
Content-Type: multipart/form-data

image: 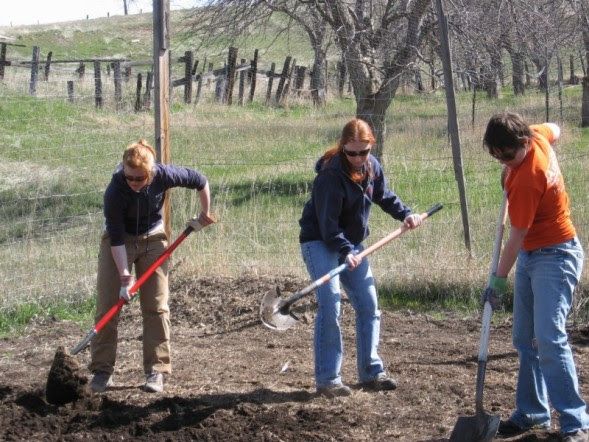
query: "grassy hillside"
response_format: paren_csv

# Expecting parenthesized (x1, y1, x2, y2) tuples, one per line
(0, 8, 318, 70)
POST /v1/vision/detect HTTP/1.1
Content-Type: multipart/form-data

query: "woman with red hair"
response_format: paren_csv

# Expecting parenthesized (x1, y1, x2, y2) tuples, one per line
(89, 139, 215, 394)
(299, 118, 422, 397)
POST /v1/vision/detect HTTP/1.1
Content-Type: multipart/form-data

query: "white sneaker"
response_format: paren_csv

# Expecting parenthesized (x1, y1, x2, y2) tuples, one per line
(144, 371, 164, 393)
(90, 371, 113, 393)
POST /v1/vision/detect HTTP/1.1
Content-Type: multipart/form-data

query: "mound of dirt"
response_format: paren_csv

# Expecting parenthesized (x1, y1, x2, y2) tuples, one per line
(45, 346, 90, 405)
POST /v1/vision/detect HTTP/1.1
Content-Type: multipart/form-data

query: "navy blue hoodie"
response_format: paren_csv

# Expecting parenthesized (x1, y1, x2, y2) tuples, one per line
(104, 163, 207, 246)
(299, 153, 411, 263)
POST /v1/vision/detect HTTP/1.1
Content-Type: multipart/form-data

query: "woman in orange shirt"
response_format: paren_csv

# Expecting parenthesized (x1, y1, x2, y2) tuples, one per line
(483, 112, 588, 441)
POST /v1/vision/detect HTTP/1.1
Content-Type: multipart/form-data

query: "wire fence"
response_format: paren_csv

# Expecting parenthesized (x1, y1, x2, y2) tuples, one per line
(1, 40, 588, 315)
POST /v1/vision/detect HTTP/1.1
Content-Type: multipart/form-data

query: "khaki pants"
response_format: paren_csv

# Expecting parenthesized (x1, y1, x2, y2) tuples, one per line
(89, 229, 171, 375)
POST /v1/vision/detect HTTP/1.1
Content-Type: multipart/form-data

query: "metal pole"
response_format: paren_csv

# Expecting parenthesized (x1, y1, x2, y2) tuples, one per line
(435, 0, 472, 254)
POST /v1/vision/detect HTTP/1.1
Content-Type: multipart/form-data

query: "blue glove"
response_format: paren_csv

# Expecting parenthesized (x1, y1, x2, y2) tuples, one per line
(482, 274, 507, 311)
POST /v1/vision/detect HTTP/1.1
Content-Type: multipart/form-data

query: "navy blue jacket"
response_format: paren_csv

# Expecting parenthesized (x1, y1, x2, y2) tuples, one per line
(104, 163, 207, 246)
(299, 153, 411, 263)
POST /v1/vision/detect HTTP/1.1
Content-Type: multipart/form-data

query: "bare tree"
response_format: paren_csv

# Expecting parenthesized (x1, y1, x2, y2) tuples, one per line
(259, 1, 332, 106)
(309, 0, 434, 158)
(566, 0, 589, 125)
(183, 1, 332, 107)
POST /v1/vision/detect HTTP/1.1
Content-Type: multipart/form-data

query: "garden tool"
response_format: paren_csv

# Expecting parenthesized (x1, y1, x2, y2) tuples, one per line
(260, 203, 443, 331)
(449, 194, 508, 442)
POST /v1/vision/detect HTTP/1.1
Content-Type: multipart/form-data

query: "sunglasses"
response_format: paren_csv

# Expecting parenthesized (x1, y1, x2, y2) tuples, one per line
(124, 174, 148, 182)
(343, 148, 371, 158)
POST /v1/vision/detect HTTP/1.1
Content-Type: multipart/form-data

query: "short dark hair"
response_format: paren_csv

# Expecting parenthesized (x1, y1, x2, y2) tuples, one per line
(483, 112, 531, 151)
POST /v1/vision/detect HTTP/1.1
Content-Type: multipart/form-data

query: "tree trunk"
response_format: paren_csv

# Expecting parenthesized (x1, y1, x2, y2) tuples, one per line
(123, 0, 128, 15)
(582, 76, 589, 127)
(356, 90, 395, 161)
(510, 51, 525, 95)
(310, 47, 326, 107)
(531, 57, 548, 91)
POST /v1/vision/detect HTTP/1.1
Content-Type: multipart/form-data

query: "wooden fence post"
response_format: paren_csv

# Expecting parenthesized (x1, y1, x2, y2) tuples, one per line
(135, 73, 143, 112)
(238, 58, 246, 105)
(295, 65, 306, 96)
(29, 46, 40, 96)
(124, 66, 132, 82)
(0, 43, 7, 80)
(77, 62, 85, 79)
(44, 51, 52, 81)
(67, 80, 74, 103)
(280, 58, 296, 104)
(153, 0, 172, 237)
(266, 62, 276, 105)
(249, 49, 258, 103)
(94, 60, 102, 108)
(193, 74, 201, 103)
(113, 61, 122, 109)
(275, 56, 291, 103)
(143, 71, 153, 110)
(215, 67, 225, 102)
(225, 46, 238, 105)
(183, 50, 193, 103)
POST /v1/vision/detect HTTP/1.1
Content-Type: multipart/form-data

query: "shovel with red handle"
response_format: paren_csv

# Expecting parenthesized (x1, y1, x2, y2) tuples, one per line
(70, 216, 216, 355)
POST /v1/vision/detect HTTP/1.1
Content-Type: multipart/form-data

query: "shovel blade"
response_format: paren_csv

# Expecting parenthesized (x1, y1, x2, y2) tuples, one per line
(449, 412, 500, 442)
(260, 288, 298, 331)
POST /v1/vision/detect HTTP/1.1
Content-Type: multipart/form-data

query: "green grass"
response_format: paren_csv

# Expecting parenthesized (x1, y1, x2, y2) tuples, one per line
(0, 296, 95, 338)
(0, 11, 588, 334)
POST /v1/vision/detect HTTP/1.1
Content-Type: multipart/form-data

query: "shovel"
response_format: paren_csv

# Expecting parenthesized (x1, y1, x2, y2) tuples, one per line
(46, 215, 217, 405)
(449, 194, 508, 442)
(260, 203, 443, 331)
(70, 216, 216, 355)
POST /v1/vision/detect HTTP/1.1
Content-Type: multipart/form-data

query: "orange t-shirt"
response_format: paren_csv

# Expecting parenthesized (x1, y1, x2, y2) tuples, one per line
(504, 123, 576, 251)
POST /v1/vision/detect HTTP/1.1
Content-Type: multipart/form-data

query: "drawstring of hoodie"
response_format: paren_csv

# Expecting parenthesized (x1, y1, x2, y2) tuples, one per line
(133, 187, 150, 255)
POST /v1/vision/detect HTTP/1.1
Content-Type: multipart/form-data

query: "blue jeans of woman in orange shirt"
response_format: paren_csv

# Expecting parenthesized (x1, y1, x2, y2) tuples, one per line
(510, 237, 588, 434)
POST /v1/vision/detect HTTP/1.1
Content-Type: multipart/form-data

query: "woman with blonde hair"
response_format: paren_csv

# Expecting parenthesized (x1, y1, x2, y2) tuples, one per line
(89, 139, 215, 394)
(299, 118, 422, 397)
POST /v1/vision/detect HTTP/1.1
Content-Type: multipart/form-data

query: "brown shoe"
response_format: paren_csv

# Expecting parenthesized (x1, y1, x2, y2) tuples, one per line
(316, 384, 352, 398)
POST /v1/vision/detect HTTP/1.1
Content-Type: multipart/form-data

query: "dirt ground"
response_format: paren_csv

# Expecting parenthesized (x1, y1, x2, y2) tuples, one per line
(2, 275, 589, 441)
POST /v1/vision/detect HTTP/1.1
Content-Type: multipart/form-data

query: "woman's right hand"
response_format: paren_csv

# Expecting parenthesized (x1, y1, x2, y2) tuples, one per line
(120, 274, 135, 287)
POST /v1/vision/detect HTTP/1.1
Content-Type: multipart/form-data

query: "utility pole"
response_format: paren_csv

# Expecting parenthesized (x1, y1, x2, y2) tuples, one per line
(153, 0, 171, 237)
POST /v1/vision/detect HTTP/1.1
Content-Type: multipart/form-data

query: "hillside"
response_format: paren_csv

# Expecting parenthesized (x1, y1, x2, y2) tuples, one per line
(0, 8, 317, 69)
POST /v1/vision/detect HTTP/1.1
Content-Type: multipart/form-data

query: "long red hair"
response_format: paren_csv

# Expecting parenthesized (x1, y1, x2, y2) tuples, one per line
(322, 118, 375, 183)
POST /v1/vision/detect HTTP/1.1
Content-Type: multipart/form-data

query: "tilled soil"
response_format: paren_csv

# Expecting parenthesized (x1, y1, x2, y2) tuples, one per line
(1, 274, 589, 441)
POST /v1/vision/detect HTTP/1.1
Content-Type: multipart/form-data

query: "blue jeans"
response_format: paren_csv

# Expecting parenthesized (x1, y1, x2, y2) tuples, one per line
(510, 237, 588, 434)
(301, 240, 384, 388)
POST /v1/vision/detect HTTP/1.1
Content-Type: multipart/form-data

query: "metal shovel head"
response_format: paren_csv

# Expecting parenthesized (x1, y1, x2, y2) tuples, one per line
(449, 411, 500, 442)
(260, 288, 298, 331)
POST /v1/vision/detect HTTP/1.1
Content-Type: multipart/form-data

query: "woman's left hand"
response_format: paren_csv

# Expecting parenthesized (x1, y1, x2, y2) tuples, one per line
(403, 213, 422, 229)
(345, 253, 362, 270)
